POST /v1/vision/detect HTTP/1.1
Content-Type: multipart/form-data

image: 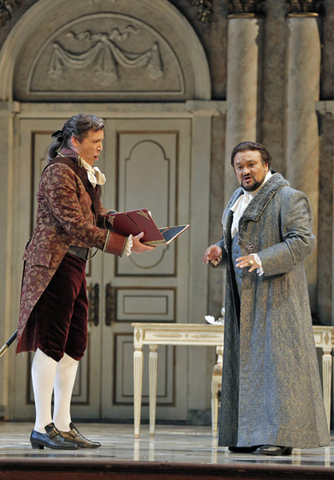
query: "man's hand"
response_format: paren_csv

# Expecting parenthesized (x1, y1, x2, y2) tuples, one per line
(132, 232, 155, 254)
(203, 245, 223, 264)
(236, 254, 259, 272)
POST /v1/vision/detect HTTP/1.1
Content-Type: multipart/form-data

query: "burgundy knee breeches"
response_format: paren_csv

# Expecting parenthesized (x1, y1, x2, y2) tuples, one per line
(34, 253, 88, 362)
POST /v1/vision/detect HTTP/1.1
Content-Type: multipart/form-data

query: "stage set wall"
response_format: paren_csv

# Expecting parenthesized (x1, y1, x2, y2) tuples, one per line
(0, 0, 333, 429)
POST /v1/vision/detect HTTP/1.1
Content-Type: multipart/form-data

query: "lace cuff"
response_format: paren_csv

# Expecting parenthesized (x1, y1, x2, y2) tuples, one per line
(252, 253, 264, 276)
(210, 255, 222, 267)
(124, 234, 133, 257)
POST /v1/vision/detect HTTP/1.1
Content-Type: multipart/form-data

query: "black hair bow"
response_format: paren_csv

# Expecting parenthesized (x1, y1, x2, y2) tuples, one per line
(51, 130, 64, 139)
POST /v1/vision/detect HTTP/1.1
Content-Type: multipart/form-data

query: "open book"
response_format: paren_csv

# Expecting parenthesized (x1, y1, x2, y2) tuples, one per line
(107, 209, 190, 246)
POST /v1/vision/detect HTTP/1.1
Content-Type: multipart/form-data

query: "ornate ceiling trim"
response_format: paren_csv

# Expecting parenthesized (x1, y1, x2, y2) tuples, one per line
(286, 0, 324, 15)
(0, 0, 18, 28)
(0, 1, 327, 30)
(227, 0, 265, 15)
(190, 0, 213, 24)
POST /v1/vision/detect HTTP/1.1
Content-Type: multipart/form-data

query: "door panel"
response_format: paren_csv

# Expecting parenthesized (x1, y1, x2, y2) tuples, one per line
(101, 118, 190, 420)
(113, 335, 174, 405)
(116, 288, 175, 322)
(116, 129, 179, 275)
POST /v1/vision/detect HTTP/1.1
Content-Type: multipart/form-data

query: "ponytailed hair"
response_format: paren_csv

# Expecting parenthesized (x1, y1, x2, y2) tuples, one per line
(48, 113, 105, 161)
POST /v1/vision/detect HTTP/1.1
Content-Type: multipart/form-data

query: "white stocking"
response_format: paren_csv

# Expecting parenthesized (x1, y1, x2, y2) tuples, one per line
(52, 353, 79, 432)
(31, 348, 58, 433)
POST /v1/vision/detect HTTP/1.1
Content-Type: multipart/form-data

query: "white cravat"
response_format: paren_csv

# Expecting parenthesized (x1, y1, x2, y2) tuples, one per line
(230, 171, 272, 239)
(80, 157, 106, 188)
(230, 192, 253, 239)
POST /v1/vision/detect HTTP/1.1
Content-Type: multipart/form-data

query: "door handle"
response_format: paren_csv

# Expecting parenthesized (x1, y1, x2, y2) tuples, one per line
(105, 282, 116, 326)
(87, 283, 99, 326)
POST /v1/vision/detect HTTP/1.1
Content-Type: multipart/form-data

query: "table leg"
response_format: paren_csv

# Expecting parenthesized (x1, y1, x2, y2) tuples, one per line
(322, 351, 332, 432)
(149, 344, 158, 437)
(134, 347, 143, 438)
(211, 379, 219, 437)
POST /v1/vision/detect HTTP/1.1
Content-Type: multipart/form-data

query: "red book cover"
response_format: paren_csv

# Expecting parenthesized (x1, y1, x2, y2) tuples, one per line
(107, 209, 189, 246)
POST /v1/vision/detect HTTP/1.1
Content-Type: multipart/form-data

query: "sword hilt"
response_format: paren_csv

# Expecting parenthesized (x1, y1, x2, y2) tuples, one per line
(0, 330, 17, 358)
(0, 344, 8, 357)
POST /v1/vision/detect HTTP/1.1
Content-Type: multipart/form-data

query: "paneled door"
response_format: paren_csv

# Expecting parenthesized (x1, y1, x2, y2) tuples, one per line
(100, 118, 190, 420)
(13, 115, 191, 422)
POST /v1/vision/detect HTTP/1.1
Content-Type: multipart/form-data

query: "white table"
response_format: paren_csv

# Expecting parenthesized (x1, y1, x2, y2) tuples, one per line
(132, 323, 224, 438)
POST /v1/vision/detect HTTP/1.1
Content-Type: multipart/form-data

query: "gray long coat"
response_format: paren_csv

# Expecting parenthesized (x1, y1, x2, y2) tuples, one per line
(214, 173, 330, 448)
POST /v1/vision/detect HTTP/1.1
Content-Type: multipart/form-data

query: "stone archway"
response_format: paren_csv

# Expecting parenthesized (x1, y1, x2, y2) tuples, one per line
(0, 0, 211, 102)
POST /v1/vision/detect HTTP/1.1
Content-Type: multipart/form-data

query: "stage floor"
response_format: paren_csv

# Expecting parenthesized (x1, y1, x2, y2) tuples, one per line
(0, 422, 333, 479)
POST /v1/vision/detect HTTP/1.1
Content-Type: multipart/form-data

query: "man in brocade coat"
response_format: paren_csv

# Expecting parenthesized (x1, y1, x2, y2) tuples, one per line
(16, 113, 152, 450)
(204, 141, 330, 455)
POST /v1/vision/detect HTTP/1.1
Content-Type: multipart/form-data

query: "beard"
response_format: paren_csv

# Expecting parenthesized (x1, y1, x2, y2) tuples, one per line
(241, 176, 265, 192)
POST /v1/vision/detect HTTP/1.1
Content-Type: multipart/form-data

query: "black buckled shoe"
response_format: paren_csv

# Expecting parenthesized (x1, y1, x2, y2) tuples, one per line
(254, 445, 293, 456)
(60, 423, 101, 449)
(30, 423, 79, 450)
(228, 446, 258, 453)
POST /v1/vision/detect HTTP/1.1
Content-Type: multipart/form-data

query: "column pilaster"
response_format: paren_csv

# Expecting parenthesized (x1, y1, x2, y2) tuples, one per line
(316, 101, 334, 326)
(224, 13, 264, 203)
(285, 13, 321, 310)
(0, 100, 20, 419)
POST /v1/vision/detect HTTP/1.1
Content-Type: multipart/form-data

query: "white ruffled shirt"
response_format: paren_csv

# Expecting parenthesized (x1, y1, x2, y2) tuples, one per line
(230, 171, 272, 275)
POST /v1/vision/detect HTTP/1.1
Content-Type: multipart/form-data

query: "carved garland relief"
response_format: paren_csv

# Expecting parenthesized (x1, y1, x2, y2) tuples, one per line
(48, 29, 164, 85)
(26, 14, 184, 99)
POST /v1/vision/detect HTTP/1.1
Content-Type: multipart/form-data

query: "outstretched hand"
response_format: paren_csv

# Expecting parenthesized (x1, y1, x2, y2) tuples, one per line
(132, 232, 155, 254)
(235, 255, 259, 272)
(203, 245, 223, 264)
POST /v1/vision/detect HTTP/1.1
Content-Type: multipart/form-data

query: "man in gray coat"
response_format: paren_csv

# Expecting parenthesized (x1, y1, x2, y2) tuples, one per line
(203, 141, 330, 456)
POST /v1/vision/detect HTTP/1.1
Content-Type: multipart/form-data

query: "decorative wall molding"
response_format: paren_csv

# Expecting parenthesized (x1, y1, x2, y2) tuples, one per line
(191, 0, 213, 24)
(226, 0, 323, 15)
(227, 0, 265, 15)
(48, 29, 164, 84)
(0, 0, 18, 27)
(286, 0, 324, 14)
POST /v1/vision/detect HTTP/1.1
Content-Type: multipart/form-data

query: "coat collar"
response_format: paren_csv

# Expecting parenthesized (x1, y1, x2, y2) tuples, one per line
(240, 173, 289, 222)
(58, 147, 80, 163)
(223, 173, 289, 234)
(46, 147, 101, 222)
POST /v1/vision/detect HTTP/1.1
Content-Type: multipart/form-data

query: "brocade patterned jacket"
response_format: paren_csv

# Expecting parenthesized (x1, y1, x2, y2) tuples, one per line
(16, 149, 125, 354)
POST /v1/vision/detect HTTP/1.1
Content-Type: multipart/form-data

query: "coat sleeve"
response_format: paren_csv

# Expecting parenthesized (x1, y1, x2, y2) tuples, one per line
(96, 202, 112, 228)
(258, 190, 316, 277)
(40, 164, 126, 255)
